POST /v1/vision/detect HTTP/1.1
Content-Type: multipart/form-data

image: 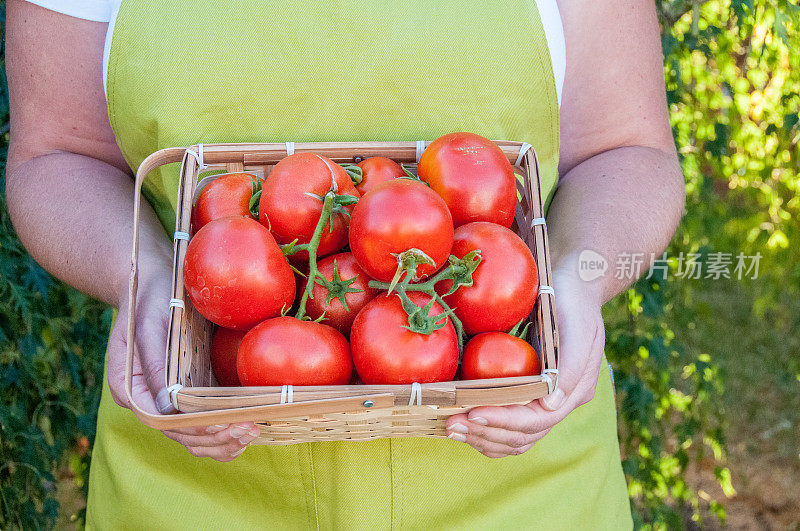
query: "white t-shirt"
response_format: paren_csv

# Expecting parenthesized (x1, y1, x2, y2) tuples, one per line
(26, 0, 566, 107)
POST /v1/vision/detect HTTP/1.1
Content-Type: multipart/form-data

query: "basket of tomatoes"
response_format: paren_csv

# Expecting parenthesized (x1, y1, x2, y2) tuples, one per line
(125, 135, 559, 443)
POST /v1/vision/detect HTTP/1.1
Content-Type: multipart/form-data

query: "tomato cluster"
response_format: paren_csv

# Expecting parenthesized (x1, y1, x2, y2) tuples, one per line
(183, 133, 542, 388)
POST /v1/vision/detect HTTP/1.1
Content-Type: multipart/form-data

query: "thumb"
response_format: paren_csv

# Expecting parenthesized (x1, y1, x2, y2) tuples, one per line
(130, 279, 172, 411)
(155, 386, 178, 414)
(539, 387, 565, 411)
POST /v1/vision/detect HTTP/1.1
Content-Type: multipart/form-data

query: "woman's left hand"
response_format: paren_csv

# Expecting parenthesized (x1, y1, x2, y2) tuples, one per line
(445, 267, 607, 458)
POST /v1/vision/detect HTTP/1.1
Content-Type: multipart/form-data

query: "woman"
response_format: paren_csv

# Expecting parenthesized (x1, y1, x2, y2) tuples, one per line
(6, 0, 684, 528)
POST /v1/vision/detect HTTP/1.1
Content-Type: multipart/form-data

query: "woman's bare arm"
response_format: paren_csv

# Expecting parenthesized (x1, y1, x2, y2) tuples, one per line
(5, 2, 164, 306)
(446, 0, 685, 457)
(5, 0, 258, 460)
(551, 0, 685, 302)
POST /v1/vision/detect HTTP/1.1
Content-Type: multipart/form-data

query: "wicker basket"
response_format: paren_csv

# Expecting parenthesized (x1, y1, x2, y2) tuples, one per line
(125, 141, 559, 444)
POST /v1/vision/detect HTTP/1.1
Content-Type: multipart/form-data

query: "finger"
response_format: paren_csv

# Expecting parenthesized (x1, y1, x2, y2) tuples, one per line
(449, 429, 535, 457)
(129, 352, 163, 414)
(154, 386, 178, 415)
(480, 451, 513, 458)
(548, 321, 602, 404)
(545, 279, 607, 409)
(107, 342, 162, 415)
(106, 314, 134, 409)
(540, 357, 602, 413)
(185, 440, 249, 462)
(134, 305, 171, 411)
(454, 404, 552, 435)
(540, 328, 604, 411)
(106, 286, 171, 413)
(447, 418, 546, 449)
(163, 423, 260, 448)
(168, 421, 257, 437)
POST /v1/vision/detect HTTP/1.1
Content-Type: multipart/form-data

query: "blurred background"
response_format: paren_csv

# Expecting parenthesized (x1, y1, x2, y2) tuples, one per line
(0, 1, 798, 528)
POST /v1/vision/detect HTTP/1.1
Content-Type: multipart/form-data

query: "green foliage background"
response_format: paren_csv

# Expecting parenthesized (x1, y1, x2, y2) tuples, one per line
(0, 0, 798, 528)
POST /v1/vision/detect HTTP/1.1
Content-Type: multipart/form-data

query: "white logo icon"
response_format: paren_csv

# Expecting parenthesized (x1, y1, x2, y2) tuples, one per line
(578, 250, 608, 281)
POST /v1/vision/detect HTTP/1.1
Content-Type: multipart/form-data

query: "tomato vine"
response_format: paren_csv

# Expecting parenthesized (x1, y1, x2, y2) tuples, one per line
(368, 250, 483, 352)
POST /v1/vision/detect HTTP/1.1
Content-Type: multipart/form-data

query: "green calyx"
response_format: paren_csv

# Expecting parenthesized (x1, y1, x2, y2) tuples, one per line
(303, 192, 358, 235)
(280, 238, 306, 257)
(440, 250, 482, 296)
(396, 291, 452, 335)
(341, 163, 363, 186)
(248, 176, 263, 218)
(399, 164, 429, 186)
(314, 258, 363, 312)
(387, 248, 436, 293)
(508, 318, 532, 340)
(329, 194, 358, 232)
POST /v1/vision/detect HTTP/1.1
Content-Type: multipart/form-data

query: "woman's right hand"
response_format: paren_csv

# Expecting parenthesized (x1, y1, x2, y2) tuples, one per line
(105, 258, 260, 462)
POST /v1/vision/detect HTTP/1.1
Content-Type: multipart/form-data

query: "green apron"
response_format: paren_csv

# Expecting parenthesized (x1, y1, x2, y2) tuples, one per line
(87, 1, 632, 528)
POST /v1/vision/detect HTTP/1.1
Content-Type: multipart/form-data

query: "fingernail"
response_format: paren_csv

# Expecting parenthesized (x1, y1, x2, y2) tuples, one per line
(236, 434, 257, 445)
(229, 426, 248, 438)
(247, 428, 260, 438)
(541, 388, 565, 410)
(206, 424, 228, 434)
(230, 447, 246, 457)
(155, 388, 177, 414)
(469, 416, 488, 426)
(449, 423, 469, 434)
(448, 432, 467, 442)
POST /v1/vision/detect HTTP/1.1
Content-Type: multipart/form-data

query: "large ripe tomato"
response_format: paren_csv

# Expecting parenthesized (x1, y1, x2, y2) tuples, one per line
(191, 173, 263, 232)
(437, 222, 538, 335)
(349, 179, 453, 282)
(183, 217, 295, 330)
(355, 156, 406, 195)
(303, 252, 380, 335)
(461, 332, 541, 380)
(237, 317, 352, 386)
(210, 327, 246, 386)
(350, 292, 458, 384)
(259, 153, 360, 259)
(417, 132, 517, 228)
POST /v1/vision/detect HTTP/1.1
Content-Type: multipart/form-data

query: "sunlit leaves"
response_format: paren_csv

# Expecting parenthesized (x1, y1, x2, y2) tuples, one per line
(607, 1, 800, 526)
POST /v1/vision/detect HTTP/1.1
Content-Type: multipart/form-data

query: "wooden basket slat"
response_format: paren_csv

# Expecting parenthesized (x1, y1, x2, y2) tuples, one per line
(129, 141, 559, 439)
(178, 374, 547, 396)
(173, 380, 549, 413)
(186, 141, 531, 166)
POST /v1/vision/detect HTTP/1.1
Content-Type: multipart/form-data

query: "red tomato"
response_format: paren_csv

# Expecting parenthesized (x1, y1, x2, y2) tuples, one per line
(259, 153, 360, 259)
(350, 292, 458, 384)
(191, 173, 263, 232)
(349, 179, 454, 282)
(461, 332, 541, 380)
(355, 156, 406, 195)
(237, 317, 352, 386)
(438, 222, 538, 335)
(303, 252, 380, 335)
(183, 217, 296, 330)
(417, 132, 517, 228)
(210, 327, 246, 386)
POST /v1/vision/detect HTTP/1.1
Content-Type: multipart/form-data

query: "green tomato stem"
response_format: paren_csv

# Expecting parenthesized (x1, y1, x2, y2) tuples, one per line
(367, 260, 457, 294)
(294, 192, 337, 320)
(432, 292, 464, 355)
(368, 270, 466, 353)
